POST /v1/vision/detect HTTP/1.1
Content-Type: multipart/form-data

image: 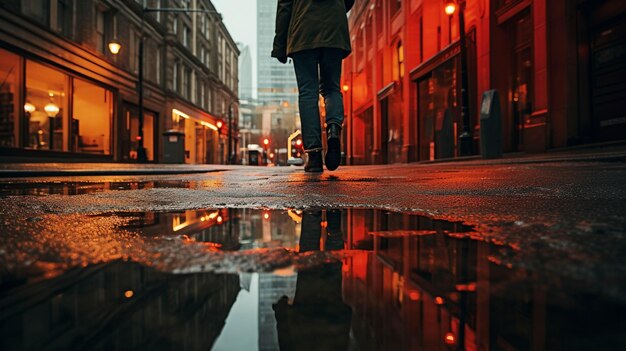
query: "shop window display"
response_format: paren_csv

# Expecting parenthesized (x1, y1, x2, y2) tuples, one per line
(26, 60, 69, 151)
(72, 79, 113, 154)
(0, 49, 20, 148)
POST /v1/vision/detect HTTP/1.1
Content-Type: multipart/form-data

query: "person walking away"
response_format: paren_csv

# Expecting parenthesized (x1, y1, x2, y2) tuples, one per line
(272, 0, 355, 172)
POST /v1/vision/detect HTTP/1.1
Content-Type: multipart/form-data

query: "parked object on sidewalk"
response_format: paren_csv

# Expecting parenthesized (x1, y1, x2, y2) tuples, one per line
(480, 90, 503, 159)
(162, 130, 185, 164)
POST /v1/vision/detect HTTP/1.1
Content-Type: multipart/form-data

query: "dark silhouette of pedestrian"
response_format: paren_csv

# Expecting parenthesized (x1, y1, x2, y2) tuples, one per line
(272, 210, 352, 350)
(272, 0, 355, 172)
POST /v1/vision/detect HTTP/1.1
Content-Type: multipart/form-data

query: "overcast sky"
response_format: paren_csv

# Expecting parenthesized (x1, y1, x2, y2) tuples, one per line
(212, 0, 258, 92)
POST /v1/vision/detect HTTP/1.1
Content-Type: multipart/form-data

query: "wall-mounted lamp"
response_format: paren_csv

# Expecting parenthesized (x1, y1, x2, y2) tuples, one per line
(108, 39, 121, 55)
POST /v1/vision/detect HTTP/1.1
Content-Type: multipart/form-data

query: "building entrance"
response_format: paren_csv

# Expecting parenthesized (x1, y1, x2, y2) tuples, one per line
(590, 14, 626, 141)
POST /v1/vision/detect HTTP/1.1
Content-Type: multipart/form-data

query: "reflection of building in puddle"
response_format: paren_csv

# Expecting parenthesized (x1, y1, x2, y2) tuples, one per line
(258, 273, 297, 351)
(122, 208, 304, 252)
(341, 210, 624, 350)
(237, 209, 302, 250)
(341, 209, 497, 350)
(0, 261, 239, 350)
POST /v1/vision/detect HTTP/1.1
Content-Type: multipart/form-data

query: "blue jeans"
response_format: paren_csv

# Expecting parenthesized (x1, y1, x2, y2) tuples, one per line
(292, 48, 345, 152)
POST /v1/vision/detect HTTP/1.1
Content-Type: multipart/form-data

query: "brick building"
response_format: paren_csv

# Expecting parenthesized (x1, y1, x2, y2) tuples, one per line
(0, 0, 239, 164)
(343, 0, 626, 164)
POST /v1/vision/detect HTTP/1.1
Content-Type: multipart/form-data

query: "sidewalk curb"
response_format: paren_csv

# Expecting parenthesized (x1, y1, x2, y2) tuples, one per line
(419, 152, 626, 167)
(0, 169, 227, 178)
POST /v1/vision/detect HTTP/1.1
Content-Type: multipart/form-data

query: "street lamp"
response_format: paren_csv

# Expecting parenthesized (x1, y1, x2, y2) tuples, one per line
(108, 39, 121, 55)
(445, 0, 473, 156)
(343, 72, 354, 164)
(227, 99, 239, 165)
(263, 138, 270, 165)
(109, 6, 221, 162)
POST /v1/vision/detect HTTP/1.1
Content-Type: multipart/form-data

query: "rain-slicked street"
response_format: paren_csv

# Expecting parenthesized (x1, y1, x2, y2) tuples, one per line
(1, 156, 626, 350)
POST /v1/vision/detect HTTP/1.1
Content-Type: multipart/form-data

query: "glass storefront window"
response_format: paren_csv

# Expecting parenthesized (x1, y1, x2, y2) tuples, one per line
(26, 60, 69, 151)
(418, 57, 460, 160)
(0, 49, 20, 148)
(72, 78, 113, 155)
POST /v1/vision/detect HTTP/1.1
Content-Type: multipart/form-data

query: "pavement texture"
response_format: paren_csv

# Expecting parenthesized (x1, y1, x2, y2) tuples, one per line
(1, 141, 625, 177)
(1, 150, 626, 302)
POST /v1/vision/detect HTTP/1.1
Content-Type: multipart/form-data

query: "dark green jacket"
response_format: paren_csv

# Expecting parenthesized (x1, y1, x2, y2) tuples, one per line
(272, 0, 354, 61)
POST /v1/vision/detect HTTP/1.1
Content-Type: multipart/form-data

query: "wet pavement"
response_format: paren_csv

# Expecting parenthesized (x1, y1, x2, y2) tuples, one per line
(1, 208, 624, 350)
(1, 161, 626, 350)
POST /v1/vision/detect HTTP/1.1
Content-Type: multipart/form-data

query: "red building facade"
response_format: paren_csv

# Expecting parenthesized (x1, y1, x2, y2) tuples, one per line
(343, 0, 626, 164)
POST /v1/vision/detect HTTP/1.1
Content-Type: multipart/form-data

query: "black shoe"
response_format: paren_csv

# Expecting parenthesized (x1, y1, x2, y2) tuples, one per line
(325, 124, 342, 171)
(304, 151, 323, 173)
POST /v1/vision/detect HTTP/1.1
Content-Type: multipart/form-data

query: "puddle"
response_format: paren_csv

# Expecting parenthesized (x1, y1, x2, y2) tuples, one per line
(1, 209, 625, 350)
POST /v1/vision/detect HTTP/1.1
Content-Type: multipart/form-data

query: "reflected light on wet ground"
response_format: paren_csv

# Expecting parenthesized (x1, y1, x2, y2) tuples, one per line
(1, 209, 625, 350)
(0, 179, 224, 196)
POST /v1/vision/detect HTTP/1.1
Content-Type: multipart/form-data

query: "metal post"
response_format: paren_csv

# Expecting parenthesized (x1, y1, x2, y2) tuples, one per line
(458, 1, 473, 156)
(349, 72, 354, 165)
(136, 10, 148, 162)
(228, 103, 232, 164)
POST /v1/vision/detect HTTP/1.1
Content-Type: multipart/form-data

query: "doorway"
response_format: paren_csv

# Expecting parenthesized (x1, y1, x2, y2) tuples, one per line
(122, 104, 155, 162)
(380, 97, 389, 164)
(508, 11, 533, 152)
(590, 15, 626, 141)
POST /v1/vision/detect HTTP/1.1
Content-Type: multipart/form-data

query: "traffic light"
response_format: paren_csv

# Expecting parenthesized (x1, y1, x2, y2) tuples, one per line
(291, 137, 303, 158)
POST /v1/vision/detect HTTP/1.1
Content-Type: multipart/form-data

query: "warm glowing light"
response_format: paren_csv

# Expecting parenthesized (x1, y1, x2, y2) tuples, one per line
(204, 242, 223, 248)
(342, 84, 350, 92)
(456, 282, 477, 292)
(44, 102, 60, 117)
(287, 210, 302, 223)
(435, 296, 445, 305)
(409, 291, 420, 301)
(216, 120, 223, 129)
(263, 138, 269, 145)
(108, 40, 121, 54)
(269, 153, 274, 158)
(136, 136, 142, 141)
(217, 215, 223, 224)
(200, 216, 206, 221)
(201, 121, 218, 131)
(263, 213, 270, 220)
(295, 139, 302, 146)
(444, 332, 456, 345)
(444, 1, 456, 15)
(172, 109, 191, 119)
(124, 290, 134, 298)
(273, 266, 296, 277)
(24, 102, 36, 113)
(282, 101, 290, 108)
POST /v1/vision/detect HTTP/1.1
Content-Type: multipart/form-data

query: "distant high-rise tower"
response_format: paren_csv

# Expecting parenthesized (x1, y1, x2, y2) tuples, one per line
(256, 0, 298, 106)
(238, 43, 253, 100)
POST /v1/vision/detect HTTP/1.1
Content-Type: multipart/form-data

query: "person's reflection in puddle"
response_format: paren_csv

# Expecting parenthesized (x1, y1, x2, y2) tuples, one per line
(273, 210, 352, 350)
